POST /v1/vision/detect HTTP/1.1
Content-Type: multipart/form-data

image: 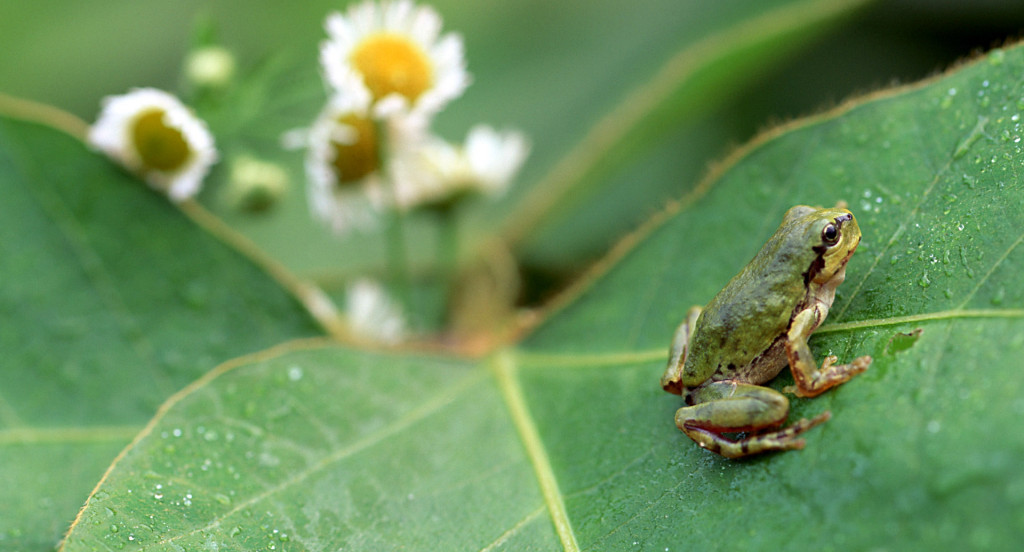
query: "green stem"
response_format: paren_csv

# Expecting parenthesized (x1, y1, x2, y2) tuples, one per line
(374, 118, 414, 327)
(438, 203, 460, 285)
(436, 203, 462, 326)
(386, 205, 413, 320)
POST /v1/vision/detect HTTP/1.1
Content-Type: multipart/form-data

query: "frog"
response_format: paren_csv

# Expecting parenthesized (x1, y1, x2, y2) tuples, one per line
(661, 205, 872, 459)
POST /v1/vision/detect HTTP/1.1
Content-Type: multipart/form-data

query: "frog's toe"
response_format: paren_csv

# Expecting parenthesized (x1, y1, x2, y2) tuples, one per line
(681, 412, 830, 458)
(852, 355, 872, 371)
(797, 411, 832, 431)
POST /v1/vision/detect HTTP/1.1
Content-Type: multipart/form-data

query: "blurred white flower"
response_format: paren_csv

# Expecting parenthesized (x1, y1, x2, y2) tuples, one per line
(88, 88, 216, 201)
(319, 0, 469, 120)
(305, 94, 385, 234)
(346, 278, 407, 344)
(392, 125, 529, 210)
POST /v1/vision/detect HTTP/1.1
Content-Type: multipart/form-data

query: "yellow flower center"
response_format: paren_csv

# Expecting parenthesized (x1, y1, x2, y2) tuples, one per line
(331, 114, 379, 184)
(351, 33, 433, 103)
(131, 109, 190, 172)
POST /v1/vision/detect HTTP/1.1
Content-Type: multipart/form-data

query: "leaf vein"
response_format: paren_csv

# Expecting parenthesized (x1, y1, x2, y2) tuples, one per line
(956, 229, 1024, 309)
(144, 368, 485, 549)
(518, 308, 1024, 369)
(0, 425, 141, 445)
(492, 351, 580, 552)
(478, 506, 547, 552)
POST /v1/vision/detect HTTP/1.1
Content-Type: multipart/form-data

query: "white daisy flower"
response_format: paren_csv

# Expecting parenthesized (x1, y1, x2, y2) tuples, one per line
(320, 0, 469, 120)
(392, 125, 529, 210)
(346, 278, 407, 344)
(306, 92, 402, 234)
(88, 88, 217, 201)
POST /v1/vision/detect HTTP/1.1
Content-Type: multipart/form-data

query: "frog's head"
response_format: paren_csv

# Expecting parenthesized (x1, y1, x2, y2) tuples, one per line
(804, 207, 861, 285)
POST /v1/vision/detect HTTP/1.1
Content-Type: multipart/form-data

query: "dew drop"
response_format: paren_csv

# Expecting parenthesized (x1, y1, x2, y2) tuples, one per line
(991, 287, 1005, 305)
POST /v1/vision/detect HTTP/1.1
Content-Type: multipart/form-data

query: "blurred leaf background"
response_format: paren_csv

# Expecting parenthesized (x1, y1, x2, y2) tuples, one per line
(5, 0, 1023, 307)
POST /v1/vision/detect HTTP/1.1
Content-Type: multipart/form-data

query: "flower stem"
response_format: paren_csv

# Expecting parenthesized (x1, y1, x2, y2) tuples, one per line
(434, 202, 462, 326)
(385, 203, 415, 327)
(374, 118, 415, 327)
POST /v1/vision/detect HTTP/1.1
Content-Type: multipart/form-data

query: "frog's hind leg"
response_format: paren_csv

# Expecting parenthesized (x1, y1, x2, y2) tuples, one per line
(676, 381, 830, 458)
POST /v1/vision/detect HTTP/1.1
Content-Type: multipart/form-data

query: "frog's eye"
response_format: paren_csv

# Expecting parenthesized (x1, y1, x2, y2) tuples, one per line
(822, 223, 840, 245)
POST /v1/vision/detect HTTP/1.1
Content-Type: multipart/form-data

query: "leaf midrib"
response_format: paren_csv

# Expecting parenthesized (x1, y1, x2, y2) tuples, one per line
(0, 426, 142, 445)
(514, 307, 1024, 369)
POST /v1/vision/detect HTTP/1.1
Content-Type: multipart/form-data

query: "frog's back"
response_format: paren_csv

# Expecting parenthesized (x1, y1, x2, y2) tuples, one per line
(682, 223, 817, 385)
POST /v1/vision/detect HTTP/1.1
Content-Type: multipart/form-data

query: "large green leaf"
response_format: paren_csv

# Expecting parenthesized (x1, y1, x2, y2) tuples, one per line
(61, 42, 1024, 550)
(0, 110, 325, 551)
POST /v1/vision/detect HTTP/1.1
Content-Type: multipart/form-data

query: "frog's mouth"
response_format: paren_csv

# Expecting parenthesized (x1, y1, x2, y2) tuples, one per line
(847, 235, 860, 257)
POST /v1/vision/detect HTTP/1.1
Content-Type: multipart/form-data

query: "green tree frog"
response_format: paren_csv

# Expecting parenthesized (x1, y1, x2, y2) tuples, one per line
(661, 205, 872, 458)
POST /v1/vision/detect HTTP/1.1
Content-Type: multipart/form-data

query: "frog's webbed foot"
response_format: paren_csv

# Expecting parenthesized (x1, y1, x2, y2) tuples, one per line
(783, 354, 872, 398)
(676, 381, 830, 458)
(785, 306, 872, 398)
(661, 306, 702, 395)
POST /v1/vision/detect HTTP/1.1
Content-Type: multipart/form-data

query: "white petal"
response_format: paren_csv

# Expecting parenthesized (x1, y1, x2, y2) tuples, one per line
(317, 0, 468, 121)
(304, 93, 382, 235)
(346, 278, 407, 344)
(88, 87, 216, 202)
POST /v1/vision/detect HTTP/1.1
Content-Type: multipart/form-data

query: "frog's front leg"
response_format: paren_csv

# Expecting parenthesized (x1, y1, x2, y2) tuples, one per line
(661, 306, 702, 395)
(783, 304, 872, 398)
(676, 381, 830, 458)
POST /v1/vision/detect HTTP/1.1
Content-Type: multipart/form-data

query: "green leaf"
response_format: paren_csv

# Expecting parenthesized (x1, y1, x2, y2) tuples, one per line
(62, 41, 1024, 551)
(0, 111, 324, 551)
(490, 0, 872, 272)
